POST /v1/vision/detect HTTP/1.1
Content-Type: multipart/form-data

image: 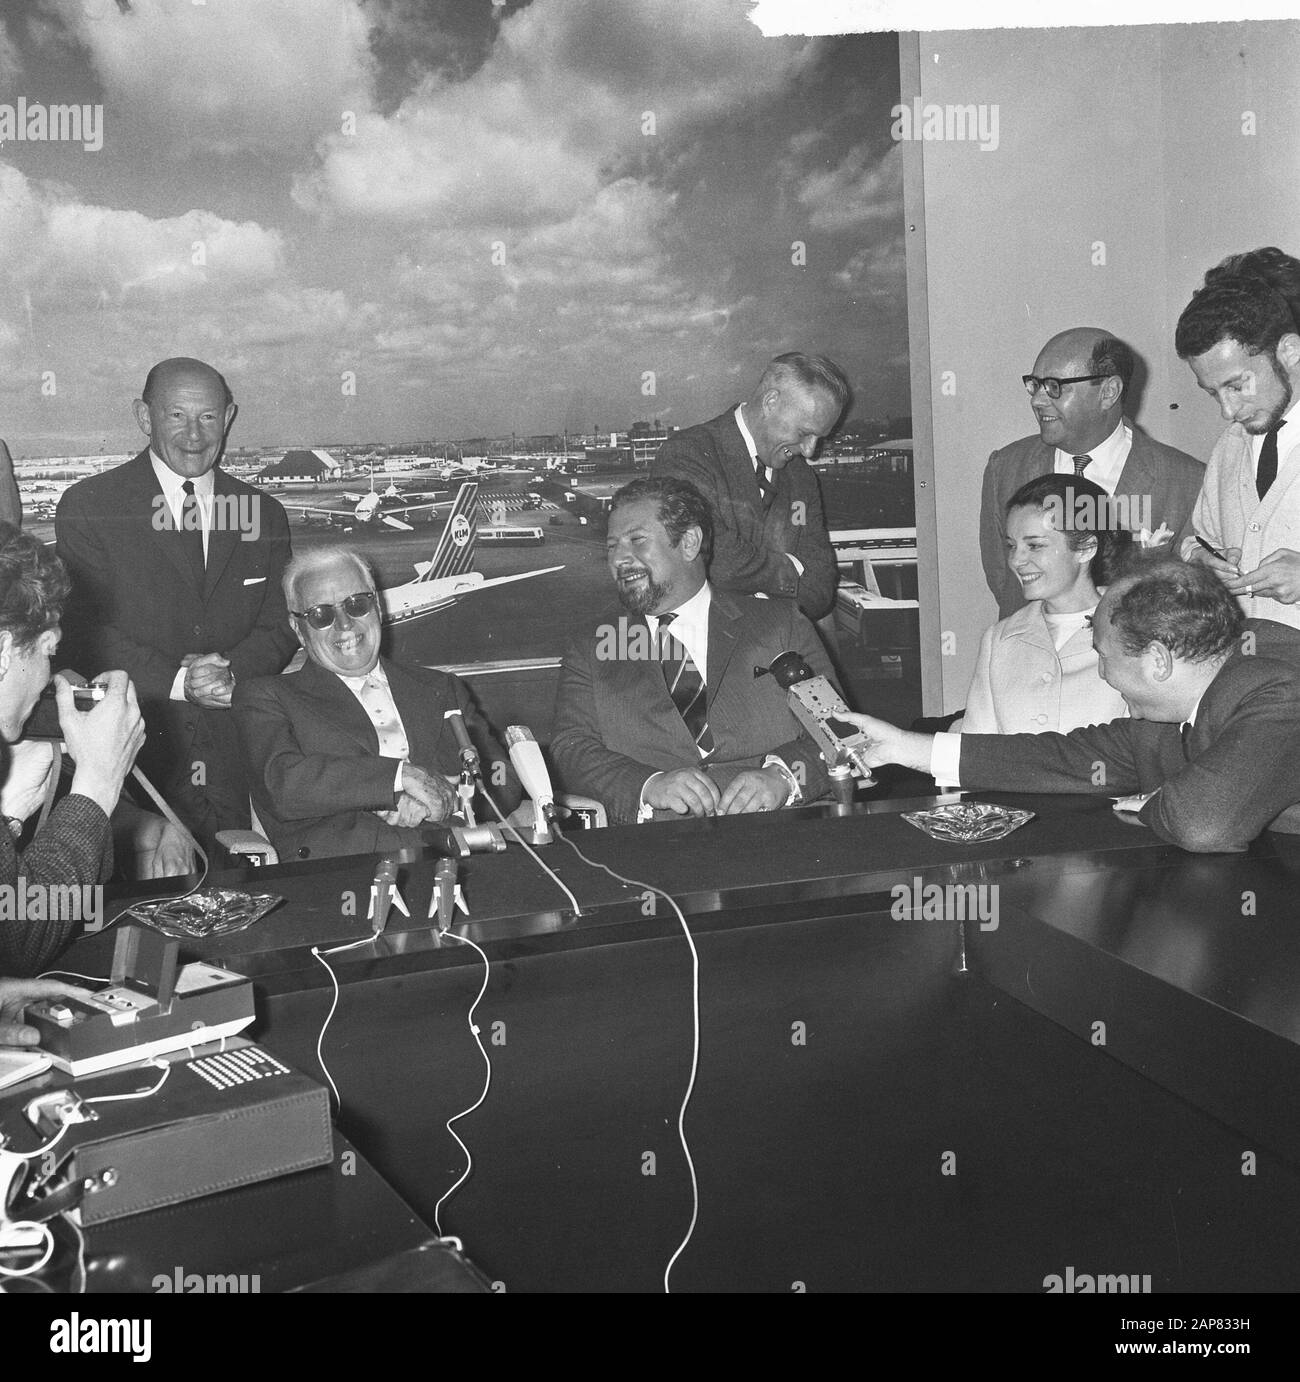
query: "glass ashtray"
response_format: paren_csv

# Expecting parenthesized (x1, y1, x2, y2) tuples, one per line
(124, 888, 284, 939)
(901, 802, 1034, 844)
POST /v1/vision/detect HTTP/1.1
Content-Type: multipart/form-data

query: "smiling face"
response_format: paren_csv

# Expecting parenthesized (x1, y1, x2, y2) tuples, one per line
(133, 363, 235, 480)
(291, 557, 382, 678)
(1187, 337, 1296, 435)
(1027, 335, 1119, 455)
(750, 381, 842, 471)
(606, 497, 704, 616)
(0, 626, 60, 742)
(1005, 503, 1097, 611)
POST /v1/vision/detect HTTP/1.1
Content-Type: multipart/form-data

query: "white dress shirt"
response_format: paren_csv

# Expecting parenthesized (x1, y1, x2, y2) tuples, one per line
(1053, 418, 1131, 493)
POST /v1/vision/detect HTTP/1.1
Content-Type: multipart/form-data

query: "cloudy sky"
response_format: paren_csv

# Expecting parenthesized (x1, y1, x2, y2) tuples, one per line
(0, 0, 904, 456)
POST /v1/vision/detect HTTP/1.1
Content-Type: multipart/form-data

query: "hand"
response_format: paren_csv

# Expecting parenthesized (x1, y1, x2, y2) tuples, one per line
(1188, 542, 1242, 585)
(394, 791, 431, 829)
(835, 711, 934, 773)
(184, 652, 235, 708)
(398, 763, 456, 824)
(719, 767, 788, 815)
(132, 814, 196, 879)
(643, 768, 721, 817)
(0, 978, 93, 1047)
(1227, 550, 1300, 605)
(56, 671, 146, 816)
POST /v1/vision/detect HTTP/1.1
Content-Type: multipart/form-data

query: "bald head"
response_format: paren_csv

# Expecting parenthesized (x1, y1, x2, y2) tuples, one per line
(1027, 328, 1134, 455)
(134, 357, 236, 480)
(142, 357, 233, 410)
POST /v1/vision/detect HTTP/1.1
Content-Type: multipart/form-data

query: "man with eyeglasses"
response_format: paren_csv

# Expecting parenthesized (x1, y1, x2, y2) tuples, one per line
(979, 328, 1202, 618)
(232, 548, 520, 861)
(56, 358, 296, 849)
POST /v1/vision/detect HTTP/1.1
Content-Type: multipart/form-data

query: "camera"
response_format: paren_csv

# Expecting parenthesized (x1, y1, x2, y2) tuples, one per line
(72, 684, 107, 711)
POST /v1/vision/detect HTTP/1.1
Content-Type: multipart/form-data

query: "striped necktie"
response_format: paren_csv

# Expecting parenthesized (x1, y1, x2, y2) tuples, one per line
(1071, 454, 1091, 476)
(656, 612, 714, 757)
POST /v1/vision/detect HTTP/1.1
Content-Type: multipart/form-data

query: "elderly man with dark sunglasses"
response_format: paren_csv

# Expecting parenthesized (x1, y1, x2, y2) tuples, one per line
(978, 327, 1203, 618)
(231, 548, 520, 861)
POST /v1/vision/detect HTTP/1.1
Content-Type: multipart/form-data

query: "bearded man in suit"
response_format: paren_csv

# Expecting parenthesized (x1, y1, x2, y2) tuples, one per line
(232, 548, 520, 861)
(56, 358, 296, 845)
(551, 475, 835, 824)
(980, 328, 1203, 618)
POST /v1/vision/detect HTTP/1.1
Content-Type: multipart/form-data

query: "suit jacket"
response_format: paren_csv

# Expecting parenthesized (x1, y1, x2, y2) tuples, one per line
(1186, 421, 1300, 629)
(551, 588, 836, 824)
(651, 410, 837, 620)
(962, 601, 1128, 734)
(979, 428, 1204, 617)
(957, 619, 1300, 852)
(232, 656, 521, 861)
(55, 450, 297, 824)
(0, 790, 111, 976)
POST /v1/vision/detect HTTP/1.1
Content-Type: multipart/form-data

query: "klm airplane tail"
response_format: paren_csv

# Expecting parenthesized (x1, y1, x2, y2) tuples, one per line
(414, 482, 479, 583)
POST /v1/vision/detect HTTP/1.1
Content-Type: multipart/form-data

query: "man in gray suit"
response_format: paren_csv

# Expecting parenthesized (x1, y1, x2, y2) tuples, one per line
(980, 328, 1203, 617)
(650, 352, 846, 621)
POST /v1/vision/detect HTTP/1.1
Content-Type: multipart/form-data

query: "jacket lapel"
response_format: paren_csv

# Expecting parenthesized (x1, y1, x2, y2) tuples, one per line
(293, 659, 381, 754)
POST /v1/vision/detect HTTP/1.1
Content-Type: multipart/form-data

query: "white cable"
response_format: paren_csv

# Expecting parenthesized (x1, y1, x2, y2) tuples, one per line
(558, 833, 700, 1293)
(432, 928, 492, 1237)
(309, 931, 382, 1112)
(479, 791, 583, 916)
(84, 1058, 170, 1105)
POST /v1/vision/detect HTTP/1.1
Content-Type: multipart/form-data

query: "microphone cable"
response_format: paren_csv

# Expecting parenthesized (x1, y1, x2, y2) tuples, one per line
(556, 830, 700, 1294)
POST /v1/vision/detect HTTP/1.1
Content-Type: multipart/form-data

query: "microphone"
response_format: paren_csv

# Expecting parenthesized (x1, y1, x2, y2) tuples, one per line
(443, 707, 480, 773)
(369, 855, 399, 935)
(434, 857, 458, 931)
(505, 725, 556, 844)
(764, 652, 876, 788)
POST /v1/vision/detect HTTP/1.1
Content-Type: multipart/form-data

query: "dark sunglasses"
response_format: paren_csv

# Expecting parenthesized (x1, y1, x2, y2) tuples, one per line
(291, 590, 379, 629)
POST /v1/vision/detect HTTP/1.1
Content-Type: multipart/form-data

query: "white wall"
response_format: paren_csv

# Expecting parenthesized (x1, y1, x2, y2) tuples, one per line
(903, 21, 1300, 712)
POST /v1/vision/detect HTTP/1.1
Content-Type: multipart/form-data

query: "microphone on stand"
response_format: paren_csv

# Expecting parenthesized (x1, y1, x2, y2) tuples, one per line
(505, 725, 557, 845)
(369, 855, 399, 936)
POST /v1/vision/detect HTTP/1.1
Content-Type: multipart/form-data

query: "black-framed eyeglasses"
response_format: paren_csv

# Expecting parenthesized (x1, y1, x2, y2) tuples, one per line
(290, 590, 379, 629)
(1022, 373, 1114, 400)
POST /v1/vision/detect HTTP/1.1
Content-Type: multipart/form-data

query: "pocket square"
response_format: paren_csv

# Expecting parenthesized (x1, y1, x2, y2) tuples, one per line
(243, 576, 267, 585)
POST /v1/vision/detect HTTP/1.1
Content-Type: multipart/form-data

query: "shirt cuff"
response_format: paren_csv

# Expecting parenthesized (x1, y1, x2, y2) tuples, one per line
(1179, 534, 1202, 562)
(786, 553, 805, 576)
(930, 732, 962, 785)
(169, 665, 188, 702)
(638, 772, 664, 823)
(762, 754, 801, 805)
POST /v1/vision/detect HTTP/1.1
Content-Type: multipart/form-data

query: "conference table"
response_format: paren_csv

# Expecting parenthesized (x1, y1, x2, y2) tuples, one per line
(61, 789, 1300, 1294)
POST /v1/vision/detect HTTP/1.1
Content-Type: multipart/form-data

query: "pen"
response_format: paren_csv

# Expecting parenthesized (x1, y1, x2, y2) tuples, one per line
(1194, 535, 1230, 563)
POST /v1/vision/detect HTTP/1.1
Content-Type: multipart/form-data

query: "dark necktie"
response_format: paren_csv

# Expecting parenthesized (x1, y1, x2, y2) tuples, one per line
(1256, 422, 1284, 501)
(179, 480, 206, 586)
(656, 612, 714, 757)
(1071, 454, 1092, 476)
(755, 460, 775, 510)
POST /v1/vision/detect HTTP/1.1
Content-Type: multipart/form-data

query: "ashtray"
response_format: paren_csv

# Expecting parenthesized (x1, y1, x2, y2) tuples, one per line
(124, 888, 284, 939)
(901, 802, 1034, 843)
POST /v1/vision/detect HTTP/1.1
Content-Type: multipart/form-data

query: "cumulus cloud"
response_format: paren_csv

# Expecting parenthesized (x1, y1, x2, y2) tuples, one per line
(0, 161, 283, 302)
(295, 0, 814, 224)
(44, 0, 372, 156)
